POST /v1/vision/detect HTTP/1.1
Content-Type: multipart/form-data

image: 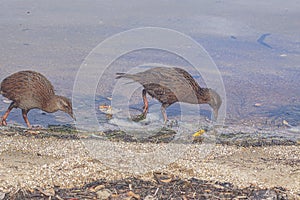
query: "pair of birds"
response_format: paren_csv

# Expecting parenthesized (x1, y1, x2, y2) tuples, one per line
(0, 67, 221, 128)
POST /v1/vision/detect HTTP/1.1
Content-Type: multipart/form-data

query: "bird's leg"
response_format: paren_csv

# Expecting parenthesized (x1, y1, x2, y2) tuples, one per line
(213, 108, 218, 121)
(0, 102, 15, 126)
(133, 89, 148, 122)
(22, 109, 31, 128)
(161, 103, 169, 123)
(141, 89, 149, 117)
(161, 104, 177, 127)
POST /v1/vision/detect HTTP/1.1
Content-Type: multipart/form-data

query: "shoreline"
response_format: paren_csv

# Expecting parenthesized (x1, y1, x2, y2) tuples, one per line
(0, 128, 299, 199)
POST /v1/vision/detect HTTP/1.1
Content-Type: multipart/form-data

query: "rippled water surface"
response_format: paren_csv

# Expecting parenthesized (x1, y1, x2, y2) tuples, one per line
(0, 1, 299, 141)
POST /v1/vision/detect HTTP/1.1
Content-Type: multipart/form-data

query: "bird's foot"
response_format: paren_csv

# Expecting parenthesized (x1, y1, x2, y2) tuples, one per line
(132, 113, 146, 122)
(165, 119, 178, 128)
(0, 119, 7, 126)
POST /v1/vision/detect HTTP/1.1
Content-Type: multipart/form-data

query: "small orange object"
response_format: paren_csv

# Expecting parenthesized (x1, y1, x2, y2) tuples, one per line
(127, 191, 141, 199)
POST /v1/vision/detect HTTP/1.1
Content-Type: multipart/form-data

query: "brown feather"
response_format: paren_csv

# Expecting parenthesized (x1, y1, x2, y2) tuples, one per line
(0, 70, 74, 127)
(1, 71, 55, 110)
(116, 67, 222, 121)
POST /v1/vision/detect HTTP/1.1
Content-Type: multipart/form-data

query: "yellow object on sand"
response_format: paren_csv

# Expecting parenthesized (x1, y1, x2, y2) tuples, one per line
(193, 129, 205, 137)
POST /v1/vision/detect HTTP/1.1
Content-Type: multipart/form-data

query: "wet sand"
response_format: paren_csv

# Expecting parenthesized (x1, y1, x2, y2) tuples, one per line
(0, 0, 299, 128)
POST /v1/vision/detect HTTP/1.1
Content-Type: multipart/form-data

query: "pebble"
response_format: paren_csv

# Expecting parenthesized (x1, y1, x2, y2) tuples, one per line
(0, 192, 5, 200)
(282, 120, 291, 127)
(94, 184, 105, 192)
(254, 103, 262, 107)
(96, 189, 112, 200)
(250, 189, 277, 200)
(25, 130, 41, 134)
(144, 195, 158, 200)
(127, 191, 140, 199)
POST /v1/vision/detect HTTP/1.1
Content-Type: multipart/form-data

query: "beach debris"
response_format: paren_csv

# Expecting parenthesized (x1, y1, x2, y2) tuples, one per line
(193, 129, 205, 137)
(128, 191, 141, 199)
(2, 176, 294, 199)
(153, 172, 173, 184)
(93, 184, 106, 192)
(251, 189, 277, 199)
(166, 119, 178, 127)
(283, 120, 291, 127)
(106, 97, 112, 101)
(99, 104, 113, 115)
(153, 188, 159, 196)
(132, 113, 146, 122)
(24, 130, 41, 134)
(0, 192, 5, 200)
(280, 54, 287, 57)
(144, 195, 158, 200)
(36, 187, 55, 197)
(254, 103, 262, 107)
(96, 189, 112, 200)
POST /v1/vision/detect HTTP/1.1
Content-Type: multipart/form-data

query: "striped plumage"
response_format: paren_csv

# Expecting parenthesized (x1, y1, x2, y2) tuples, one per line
(0, 70, 74, 127)
(116, 67, 222, 122)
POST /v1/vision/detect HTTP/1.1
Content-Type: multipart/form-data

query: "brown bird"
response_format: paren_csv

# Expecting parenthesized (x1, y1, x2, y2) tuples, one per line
(116, 67, 222, 123)
(0, 70, 75, 128)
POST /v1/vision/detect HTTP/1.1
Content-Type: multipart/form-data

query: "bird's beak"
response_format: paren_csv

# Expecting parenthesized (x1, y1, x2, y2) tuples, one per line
(69, 112, 76, 121)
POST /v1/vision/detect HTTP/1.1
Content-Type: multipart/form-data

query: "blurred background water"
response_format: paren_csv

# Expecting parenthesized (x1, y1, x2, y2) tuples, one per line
(0, 1, 299, 140)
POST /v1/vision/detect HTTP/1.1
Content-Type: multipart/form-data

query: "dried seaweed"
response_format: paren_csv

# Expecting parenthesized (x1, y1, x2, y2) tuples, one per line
(3, 176, 294, 200)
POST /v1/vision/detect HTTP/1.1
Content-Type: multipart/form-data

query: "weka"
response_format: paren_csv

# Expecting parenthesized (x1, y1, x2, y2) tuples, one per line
(116, 67, 222, 123)
(0, 70, 75, 127)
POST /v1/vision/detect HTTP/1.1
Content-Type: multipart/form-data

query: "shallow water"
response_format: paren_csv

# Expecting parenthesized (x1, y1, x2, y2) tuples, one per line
(0, 1, 299, 141)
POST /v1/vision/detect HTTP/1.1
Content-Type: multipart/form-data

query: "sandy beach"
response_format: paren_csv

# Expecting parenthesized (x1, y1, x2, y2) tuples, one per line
(0, 128, 299, 199)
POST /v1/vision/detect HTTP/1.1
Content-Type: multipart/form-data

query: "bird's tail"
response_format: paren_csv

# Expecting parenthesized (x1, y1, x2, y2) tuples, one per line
(115, 73, 126, 79)
(116, 73, 137, 80)
(115, 73, 138, 84)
